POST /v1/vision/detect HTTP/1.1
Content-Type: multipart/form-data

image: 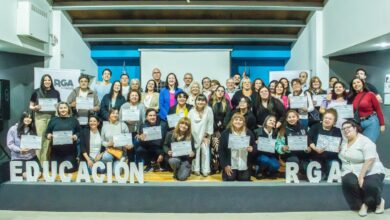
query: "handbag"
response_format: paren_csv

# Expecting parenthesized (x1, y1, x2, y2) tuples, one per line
(107, 147, 123, 160)
(353, 93, 367, 124)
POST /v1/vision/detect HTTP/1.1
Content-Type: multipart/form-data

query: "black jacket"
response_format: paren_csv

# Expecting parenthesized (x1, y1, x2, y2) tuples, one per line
(79, 127, 104, 161)
(139, 120, 168, 155)
(218, 129, 256, 169)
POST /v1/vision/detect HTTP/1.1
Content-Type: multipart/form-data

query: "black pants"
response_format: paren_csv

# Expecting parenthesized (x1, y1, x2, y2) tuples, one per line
(342, 172, 385, 210)
(51, 154, 78, 173)
(282, 151, 310, 175)
(222, 169, 250, 181)
(136, 145, 162, 166)
(310, 151, 340, 177)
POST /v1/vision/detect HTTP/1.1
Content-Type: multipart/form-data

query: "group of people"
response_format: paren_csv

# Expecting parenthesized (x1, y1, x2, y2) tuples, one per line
(6, 67, 386, 216)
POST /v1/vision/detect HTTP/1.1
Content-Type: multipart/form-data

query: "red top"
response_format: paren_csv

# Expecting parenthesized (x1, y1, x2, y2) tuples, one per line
(352, 92, 384, 125)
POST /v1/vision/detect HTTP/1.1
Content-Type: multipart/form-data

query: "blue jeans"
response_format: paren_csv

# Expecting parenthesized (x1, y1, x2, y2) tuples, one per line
(360, 114, 380, 143)
(300, 119, 308, 129)
(257, 154, 280, 173)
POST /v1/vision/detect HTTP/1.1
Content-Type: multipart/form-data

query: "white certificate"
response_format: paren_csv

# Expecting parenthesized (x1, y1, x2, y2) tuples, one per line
(228, 134, 250, 150)
(76, 97, 94, 110)
(121, 109, 140, 121)
(20, 135, 42, 150)
(316, 134, 341, 153)
(77, 116, 88, 126)
(143, 126, 162, 141)
(113, 133, 133, 147)
(289, 96, 307, 109)
(288, 135, 308, 151)
(53, 131, 73, 145)
(257, 137, 275, 154)
(38, 98, 57, 111)
(334, 105, 354, 119)
(167, 112, 184, 128)
(312, 95, 326, 107)
(171, 141, 192, 157)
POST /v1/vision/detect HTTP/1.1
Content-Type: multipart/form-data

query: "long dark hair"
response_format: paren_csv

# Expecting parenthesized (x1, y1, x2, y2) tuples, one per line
(40, 74, 55, 91)
(17, 111, 36, 137)
(165, 73, 179, 89)
(109, 80, 123, 99)
(277, 110, 299, 138)
(331, 82, 347, 100)
(256, 86, 274, 112)
(347, 78, 369, 103)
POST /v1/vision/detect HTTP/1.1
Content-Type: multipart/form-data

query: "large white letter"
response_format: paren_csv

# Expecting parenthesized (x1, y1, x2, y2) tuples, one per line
(92, 161, 106, 183)
(307, 161, 322, 183)
(285, 162, 299, 183)
(43, 161, 57, 182)
(26, 161, 41, 182)
(76, 161, 91, 183)
(130, 162, 144, 184)
(114, 162, 129, 184)
(106, 162, 113, 183)
(59, 161, 73, 182)
(10, 161, 23, 182)
(327, 161, 341, 183)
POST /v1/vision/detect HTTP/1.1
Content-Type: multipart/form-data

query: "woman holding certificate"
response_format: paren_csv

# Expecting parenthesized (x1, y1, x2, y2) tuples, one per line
(45, 102, 81, 173)
(288, 78, 314, 129)
(141, 79, 159, 111)
(188, 94, 214, 177)
(164, 117, 195, 181)
(119, 90, 145, 161)
(219, 113, 256, 181)
(275, 110, 311, 177)
(253, 86, 285, 129)
(308, 109, 342, 179)
(339, 120, 385, 217)
(348, 78, 385, 143)
(158, 73, 183, 121)
(7, 111, 40, 174)
(80, 114, 103, 169)
(100, 80, 126, 121)
(209, 86, 232, 173)
(101, 108, 131, 166)
(254, 115, 279, 179)
(29, 74, 61, 163)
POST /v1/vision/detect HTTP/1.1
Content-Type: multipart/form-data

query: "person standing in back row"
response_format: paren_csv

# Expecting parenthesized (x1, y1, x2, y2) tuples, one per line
(152, 68, 166, 93)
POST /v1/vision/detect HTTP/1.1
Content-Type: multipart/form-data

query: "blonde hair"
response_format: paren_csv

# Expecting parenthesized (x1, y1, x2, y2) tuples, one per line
(172, 117, 192, 141)
(227, 113, 247, 134)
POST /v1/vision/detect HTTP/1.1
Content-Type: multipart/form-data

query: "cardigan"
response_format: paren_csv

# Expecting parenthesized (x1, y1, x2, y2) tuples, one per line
(158, 87, 183, 121)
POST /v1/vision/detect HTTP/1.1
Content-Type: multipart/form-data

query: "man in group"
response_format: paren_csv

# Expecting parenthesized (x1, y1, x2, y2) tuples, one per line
(233, 73, 241, 90)
(152, 68, 166, 93)
(225, 78, 238, 100)
(356, 68, 382, 103)
(67, 75, 100, 127)
(92, 68, 112, 102)
(299, 71, 309, 91)
(182, 73, 193, 94)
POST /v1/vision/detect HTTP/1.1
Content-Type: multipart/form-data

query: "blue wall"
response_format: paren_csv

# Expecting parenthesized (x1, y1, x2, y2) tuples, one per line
(91, 45, 290, 85)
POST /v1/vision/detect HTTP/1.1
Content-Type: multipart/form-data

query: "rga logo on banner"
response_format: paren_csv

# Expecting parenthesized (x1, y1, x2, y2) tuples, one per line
(53, 78, 74, 89)
(34, 68, 81, 101)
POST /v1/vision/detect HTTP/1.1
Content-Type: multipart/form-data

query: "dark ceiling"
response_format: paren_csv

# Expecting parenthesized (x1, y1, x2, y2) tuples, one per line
(52, 0, 325, 46)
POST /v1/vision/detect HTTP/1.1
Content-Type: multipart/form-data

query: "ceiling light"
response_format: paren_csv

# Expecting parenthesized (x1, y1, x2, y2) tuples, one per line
(374, 42, 390, 48)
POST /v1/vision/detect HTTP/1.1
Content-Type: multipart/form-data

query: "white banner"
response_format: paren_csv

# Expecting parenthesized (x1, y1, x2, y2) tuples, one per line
(34, 68, 81, 101)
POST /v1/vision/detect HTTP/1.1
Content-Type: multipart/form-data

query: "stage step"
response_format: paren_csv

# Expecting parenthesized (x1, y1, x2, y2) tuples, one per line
(0, 181, 389, 213)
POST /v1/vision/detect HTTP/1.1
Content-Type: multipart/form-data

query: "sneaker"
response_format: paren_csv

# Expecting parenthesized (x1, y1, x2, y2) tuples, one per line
(358, 204, 368, 217)
(202, 172, 209, 177)
(375, 198, 385, 214)
(144, 165, 154, 173)
(193, 171, 201, 176)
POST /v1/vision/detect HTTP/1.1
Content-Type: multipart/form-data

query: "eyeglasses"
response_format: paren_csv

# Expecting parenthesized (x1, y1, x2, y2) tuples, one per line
(153, 72, 160, 74)
(184, 78, 192, 80)
(341, 125, 353, 131)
